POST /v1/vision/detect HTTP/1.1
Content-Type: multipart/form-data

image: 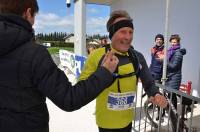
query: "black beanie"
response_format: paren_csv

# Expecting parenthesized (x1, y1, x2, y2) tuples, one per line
(155, 34, 164, 41)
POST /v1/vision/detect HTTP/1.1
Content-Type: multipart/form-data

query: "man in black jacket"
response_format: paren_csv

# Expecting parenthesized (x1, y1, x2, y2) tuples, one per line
(0, 0, 119, 131)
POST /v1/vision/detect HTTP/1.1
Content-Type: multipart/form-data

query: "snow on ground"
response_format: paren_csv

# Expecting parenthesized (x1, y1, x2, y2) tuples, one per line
(47, 64, 98, 132)
(47, 99, 98, 132)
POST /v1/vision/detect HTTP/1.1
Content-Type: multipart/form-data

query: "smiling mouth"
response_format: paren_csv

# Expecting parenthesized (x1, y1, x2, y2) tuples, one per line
(121, 40, 131, 45)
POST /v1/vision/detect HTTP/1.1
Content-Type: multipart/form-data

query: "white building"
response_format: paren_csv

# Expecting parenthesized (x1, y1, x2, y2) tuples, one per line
(63, 33, 75, 43)
(74, 0, 200, 97)
(87, 39, 100, 45)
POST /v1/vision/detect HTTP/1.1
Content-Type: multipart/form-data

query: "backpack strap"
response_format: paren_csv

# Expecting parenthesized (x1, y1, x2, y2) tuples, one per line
(128, 46, 141, 79)
(101, 45, 141, 92)
(99, 45, 141, 79)
(104, 44, 112, 52)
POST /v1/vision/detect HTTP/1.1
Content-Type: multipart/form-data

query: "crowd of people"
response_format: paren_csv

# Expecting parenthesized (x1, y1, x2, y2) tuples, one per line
(0, 0, 186, 132)
(149, 33, 186, 120)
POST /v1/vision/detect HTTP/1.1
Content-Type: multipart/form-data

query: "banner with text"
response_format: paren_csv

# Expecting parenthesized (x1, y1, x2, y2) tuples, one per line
(59, 50, 86, 78)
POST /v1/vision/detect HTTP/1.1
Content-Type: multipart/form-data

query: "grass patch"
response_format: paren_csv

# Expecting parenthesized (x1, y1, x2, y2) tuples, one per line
(48, 47, 74, 54)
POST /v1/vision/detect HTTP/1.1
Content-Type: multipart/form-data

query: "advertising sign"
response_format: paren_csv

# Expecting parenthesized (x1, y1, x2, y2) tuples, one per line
(59, 50, 86, 78)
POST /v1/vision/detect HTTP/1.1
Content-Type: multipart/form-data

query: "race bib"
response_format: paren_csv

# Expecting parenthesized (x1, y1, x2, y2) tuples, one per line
(107, 91, 135, 111)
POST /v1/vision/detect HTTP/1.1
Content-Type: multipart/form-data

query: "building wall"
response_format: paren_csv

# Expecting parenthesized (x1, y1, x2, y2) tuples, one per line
(111, 0, 200, 97)
(65, 36, 75, 43)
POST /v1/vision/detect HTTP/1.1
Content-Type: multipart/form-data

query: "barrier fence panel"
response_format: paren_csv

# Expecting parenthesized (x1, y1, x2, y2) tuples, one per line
(132, 83, 200, 132)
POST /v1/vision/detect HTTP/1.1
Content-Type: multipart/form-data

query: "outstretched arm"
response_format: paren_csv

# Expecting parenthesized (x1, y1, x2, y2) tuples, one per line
(135, 50, 167, 108)
(32, 48, 118, 111)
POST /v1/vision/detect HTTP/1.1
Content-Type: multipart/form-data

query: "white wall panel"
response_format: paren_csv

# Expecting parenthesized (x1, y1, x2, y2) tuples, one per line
(111, 0, 200, 97)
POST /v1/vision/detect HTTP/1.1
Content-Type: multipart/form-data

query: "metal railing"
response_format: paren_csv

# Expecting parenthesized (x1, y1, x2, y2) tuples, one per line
(132, 83, 200, 132)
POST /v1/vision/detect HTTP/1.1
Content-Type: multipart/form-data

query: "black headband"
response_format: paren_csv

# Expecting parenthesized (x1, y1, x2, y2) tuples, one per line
(108, 19, 134, 39)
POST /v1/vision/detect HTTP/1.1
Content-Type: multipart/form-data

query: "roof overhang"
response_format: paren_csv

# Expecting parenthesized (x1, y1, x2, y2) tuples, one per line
(86, 0, 112, 5)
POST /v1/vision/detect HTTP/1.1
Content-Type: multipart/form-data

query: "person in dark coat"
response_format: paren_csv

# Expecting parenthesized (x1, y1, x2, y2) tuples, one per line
(149, 34, 165, 83)
(166, 34, 186, 109)
(0, 0, 119, 132)
(149, 34, 165, 120)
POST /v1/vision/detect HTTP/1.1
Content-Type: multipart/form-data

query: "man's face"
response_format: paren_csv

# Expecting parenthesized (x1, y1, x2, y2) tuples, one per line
(155, 38, 164, 46)
(111, 18, 133, 53)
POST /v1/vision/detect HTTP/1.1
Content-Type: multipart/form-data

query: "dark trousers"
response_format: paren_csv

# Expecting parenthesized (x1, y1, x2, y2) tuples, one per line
(98, 123, 132, 132)
(168, 93, 177, 109)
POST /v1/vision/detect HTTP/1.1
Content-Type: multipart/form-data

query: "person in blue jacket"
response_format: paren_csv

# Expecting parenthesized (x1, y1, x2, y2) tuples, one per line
(0, 0, 119, 132)
(166, 34, 186, 109)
